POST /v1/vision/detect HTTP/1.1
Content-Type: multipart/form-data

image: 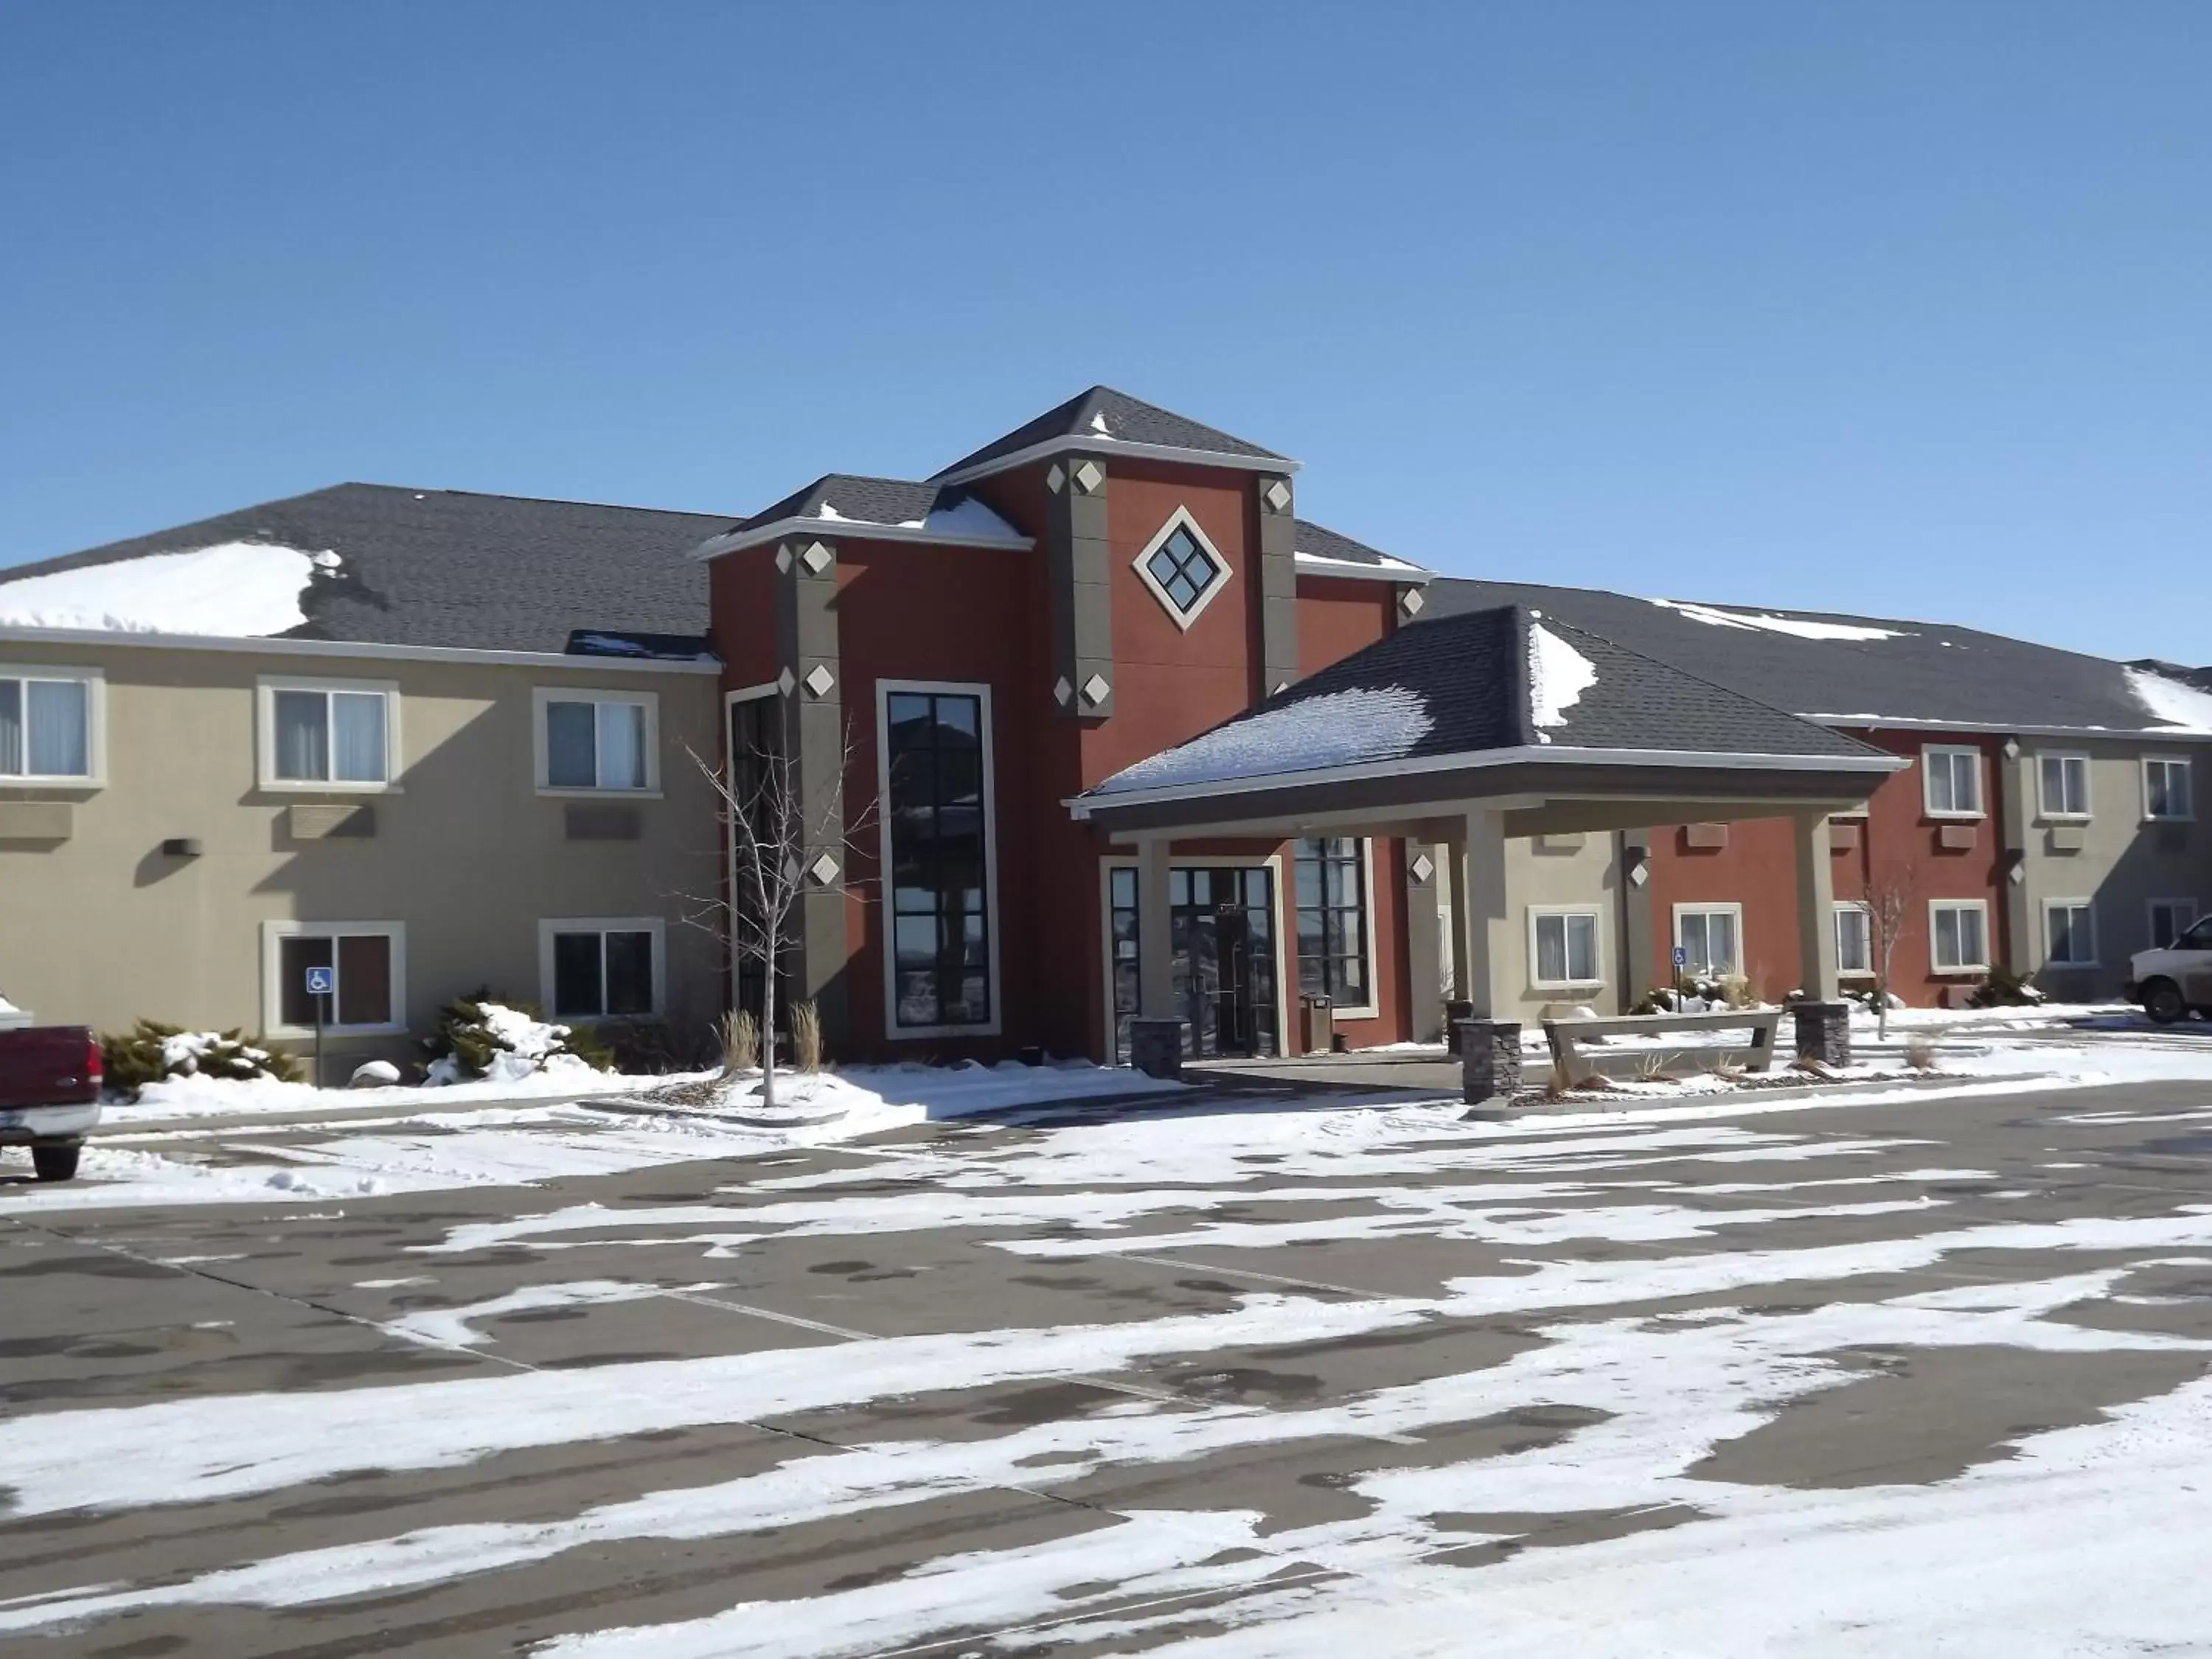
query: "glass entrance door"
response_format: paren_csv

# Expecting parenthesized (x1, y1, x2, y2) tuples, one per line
(1110, 864, 1279, 1063)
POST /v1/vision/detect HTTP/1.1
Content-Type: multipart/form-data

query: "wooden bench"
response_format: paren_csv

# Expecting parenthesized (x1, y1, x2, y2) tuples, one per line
(1541, 1008, 1786, 1079)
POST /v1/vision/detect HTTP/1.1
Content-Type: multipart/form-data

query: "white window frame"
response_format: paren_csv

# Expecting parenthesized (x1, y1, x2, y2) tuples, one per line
(1921, 745, 1984, 819)
(260, 919, 407, 1037)
(2035, 751, 2092, 821)
(1928, 899, 1992, 975)
(1671, 902, 1745, 977)
(0, 663, 105, 787)
(1293, 837, 1381, 1019)
(1528, 905, 1604, 990)
(2149, 898, 2201, 951)
(1131, 506, 1232, 631)
(2143, 755, 2195, 822)
(537, 917, 667, 1021)
(877, 678, 1002, 1040)
(2041, 899, 2098, 969)
(532, 686, 661, 796)
(1833, 900, 1874, 978)
(257, 675, 400, 793)
(1097, 853, 1293, 1062)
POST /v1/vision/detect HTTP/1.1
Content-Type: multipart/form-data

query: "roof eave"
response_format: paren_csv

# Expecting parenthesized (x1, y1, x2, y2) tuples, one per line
(689, 517, 1036, 561)
(932, 435, 1300, 488)
(1293, 553, 1434, 585)
(0, 625, 724, 675)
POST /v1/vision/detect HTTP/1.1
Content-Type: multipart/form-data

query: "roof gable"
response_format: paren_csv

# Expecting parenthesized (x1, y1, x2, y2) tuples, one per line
(932, 386, 1286, 480)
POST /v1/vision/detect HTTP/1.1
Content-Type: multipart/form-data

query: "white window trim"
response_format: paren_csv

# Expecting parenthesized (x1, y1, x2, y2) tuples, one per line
(1527, 904, 1605, 990)
(532, 686, 662, 797)
(1921, 744, 1985, 819)
(1131, 505, 1233, 631)
(877, 678, 1002, 1040)
(256, 675, 401, 793)
(1292, 837, 1381, 1020)
(1671, 902, 1745, 976)
(1098, 853, 1293, 1062)
(2034, 751, 2093, 821)
(0, 662, 105, 787)
(1927, 898, 1992, 975)
(260, 919, 407, 1038)
(2040, 898, 2098, 969)
(1833, 900, 1875, 979)
(537, 917, 668, 1020)
(2142, 754, 2195, 822)
(2148, 897, 2201, 950)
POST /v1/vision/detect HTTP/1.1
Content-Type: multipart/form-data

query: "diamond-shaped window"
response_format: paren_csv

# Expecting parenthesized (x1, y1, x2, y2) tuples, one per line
(1136, 512, 1228, 627)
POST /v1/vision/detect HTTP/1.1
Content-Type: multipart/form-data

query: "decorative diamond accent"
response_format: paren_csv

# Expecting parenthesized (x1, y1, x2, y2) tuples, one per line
(1080, 672, 1111, 708)
(1072, 459, 1105, 495)
(776, 667, 796, 696)
(800, 540, 833, 575)
(1400, 587, 1426, 616)
(1410, 853, 1435, 885)
(809, 852, 841, 888)
(1046, 462, 1066, 494)
(1629, 861, 1649, 888)
(1053, 676, 1073, 707)
(774, 544, 793, 574)
(782, 854, 803, 884)
(2007, 860, 2027, 886)
(803, 663, 835, 699)
(1262, 478, 1292, 512)
(1272, 681, 1291, 695)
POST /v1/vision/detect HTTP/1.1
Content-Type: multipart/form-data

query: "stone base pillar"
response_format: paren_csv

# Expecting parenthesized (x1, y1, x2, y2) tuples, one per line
(1442, 1001, 1475, 1055)
(1456, 1019, 1523, 1104)
(1793, 1001, 1851, 1067)
(1130, 1017, 1184, 1079)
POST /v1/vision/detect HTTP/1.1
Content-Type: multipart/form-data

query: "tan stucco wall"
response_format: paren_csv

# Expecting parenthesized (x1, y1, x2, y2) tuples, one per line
(0, 639, 725, 1066)
(1436, 832, 1626, 1026)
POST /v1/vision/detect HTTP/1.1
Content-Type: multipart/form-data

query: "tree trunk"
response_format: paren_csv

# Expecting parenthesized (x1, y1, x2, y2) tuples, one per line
(760, 959, 777, 1110)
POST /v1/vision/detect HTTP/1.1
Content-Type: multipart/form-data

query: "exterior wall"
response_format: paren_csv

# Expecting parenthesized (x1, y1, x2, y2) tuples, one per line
(0, 639, 723, 1064)
(1507, 833, 1627, 1021)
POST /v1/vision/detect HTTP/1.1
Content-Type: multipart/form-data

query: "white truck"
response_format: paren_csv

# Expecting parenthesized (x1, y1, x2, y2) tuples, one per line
(2127, 917, 2212, 1025)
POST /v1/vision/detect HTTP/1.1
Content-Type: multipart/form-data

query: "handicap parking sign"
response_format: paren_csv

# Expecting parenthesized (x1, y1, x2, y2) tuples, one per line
(1672, 947, 1688, 968)
(304, 965, 335, 997)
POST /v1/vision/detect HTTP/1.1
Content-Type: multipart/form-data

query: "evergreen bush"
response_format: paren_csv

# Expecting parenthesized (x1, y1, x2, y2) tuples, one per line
(99, 1020, 302, 1101)
(421, 992, 613, 1082)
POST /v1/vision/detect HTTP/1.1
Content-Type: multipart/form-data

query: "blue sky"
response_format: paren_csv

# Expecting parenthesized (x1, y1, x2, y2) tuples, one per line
(2, 2, 2207, 663)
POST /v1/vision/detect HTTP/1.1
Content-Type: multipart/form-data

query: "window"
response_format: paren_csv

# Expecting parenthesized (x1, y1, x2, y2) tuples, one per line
(1530, 908, 1601, 987)
(1923, 746, 1983, 817)
(2145, 757, 2194, 821)
(1133, 508, 1230, 628)
(1834, 902, 1873, 975)
(2149, 900, 2199, 951)
(2037, 753, 2091, 819)
(1930, 900, 1990, 973)
(260, 678, 395, 787)
(537, 689, 657, 793)
(540, 919, 662, 1019)
(1295, 838, 1371, 1009)
(1673, 905, 1742, 976)
(264, 922, 403, 1033)
(2043, 900, 2096, 967)
(2176, 915, 2212, 951)
(0, 667, 97, 781)
(880, 684, 996, 1034)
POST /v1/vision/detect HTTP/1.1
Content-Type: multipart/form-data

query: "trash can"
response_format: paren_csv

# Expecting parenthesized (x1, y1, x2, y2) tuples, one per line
(1299, 994, 1333, 1056)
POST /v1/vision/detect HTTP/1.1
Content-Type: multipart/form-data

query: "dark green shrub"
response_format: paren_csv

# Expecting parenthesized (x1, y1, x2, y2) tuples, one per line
(99, 1020, 302, 1102)
(421, 992, 613, 1082)
(1969, 965, 2047, 1009)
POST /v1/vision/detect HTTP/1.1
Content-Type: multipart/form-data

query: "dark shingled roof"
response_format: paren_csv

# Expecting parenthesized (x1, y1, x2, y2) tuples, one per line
(0, 484, 723, 655)
(1420, 577, 2185, 734)
(933, 386, 1284, 478)
(1091, 605, 1879, 796)
(1294, 517, 1419, 570)
(722, 473, 1011, 538)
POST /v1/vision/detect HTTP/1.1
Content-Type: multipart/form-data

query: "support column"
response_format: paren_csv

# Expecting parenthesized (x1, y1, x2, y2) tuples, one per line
(1791, 809, 1851, 1065)
(773, 536, 849, 1051)
(1130, 838, 1181, 1077)
(1441, 835, 1472, 1050)
(1403, 841, 1444, 1043)
(1619, 830, 1657, 1012)
(1457, 808, 1522, 1103)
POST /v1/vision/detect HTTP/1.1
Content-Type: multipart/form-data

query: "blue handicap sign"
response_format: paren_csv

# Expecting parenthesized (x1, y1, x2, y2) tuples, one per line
(304, 965, 335, 997)
(1672, 947, 1689, 968)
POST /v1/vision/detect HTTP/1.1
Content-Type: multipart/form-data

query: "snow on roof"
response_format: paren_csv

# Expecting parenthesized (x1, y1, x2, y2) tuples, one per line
(1095, 685, 1434, 794)
(0, 541, 335, 637)
(1649, 597, 1907, 644)
(915, 495, 1021, 541)
(1293, 549, 1427, 576)
(815, 501, 849, 521)
(1528, 622, 1597, 741)
(2126, 667, 2212, 735)
(1088, 410, 1113, 437)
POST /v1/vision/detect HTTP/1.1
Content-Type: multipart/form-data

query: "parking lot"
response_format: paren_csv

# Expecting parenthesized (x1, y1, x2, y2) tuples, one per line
(7, 1064, 2212, 1656)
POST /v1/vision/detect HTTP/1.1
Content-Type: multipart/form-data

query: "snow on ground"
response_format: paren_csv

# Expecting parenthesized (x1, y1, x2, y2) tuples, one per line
(0, 540, 335, 636)
(1526, 620, 1596, 736)
(1096, 685, 1434, 793)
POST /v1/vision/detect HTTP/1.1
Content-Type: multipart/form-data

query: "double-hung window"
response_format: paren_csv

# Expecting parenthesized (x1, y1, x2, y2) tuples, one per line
(1930, 900, 1990, 973)
(1295, 838, 1371, 1009)
(262, 679, 394, 787)
(0, 666, 97, 781)
(1529, 907, 1601, 988)
(541, 919, 661, 1019)
(266, 922, 403, 1033)
(2037, 753, 2091, 819)
(2044, 900, 2097, 967)
(1923, 746, 1983, 817)
(1834, 902, 1873, 976)
(2149, 900, 2200, 950)
(1674, 904, 1742, 976)
(539, 689, 655, 792)
(2145, 757, 2194, 821)
(881, 684, 996, 1034)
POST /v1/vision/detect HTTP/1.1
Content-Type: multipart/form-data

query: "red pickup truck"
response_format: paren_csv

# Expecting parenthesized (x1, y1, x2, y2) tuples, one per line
(0, 1009, 102, 1183)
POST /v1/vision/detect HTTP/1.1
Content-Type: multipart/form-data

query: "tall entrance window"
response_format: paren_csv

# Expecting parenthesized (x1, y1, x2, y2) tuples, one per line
(883, 686, 995, 1033)
(1294, 838, 1370, 1010)
(1110, 864, 1279, 1062)
(727, 692, 786, 1029)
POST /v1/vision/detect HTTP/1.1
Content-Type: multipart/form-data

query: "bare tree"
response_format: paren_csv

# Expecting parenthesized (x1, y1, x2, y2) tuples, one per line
(680, 724, 869, 1110)
(1863, 858, 1919, 1040)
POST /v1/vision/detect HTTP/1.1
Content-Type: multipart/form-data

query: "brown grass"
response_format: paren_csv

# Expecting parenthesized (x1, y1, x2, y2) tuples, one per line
(791, 1000, 824, 1074)
(719, 1009, 759, 1073)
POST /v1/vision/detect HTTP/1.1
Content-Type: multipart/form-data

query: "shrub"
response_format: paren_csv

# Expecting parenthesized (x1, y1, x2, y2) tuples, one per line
(720, 1009, 759, 1072)
(422, 992, 613, 1084)
(1969, 965, 2048, 1009)
(1904, 1034, 1939, 1071)
(100, 1020, 302, 1101)
(791, 1000, 824, 1074)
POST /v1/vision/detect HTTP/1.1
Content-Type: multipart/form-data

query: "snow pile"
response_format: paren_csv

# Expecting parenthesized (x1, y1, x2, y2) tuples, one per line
(2125, 667, 2212, 734)
(1649, 597, 1905, 643)
(1096, 685, 1433, 793)
(158, 1029, 278, 1077)
(0, 541, 335, 636)
(427, 1003, 601, 1088)
(1529, 622, 1598, 737)
(664, 1058, 1183, 1137)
